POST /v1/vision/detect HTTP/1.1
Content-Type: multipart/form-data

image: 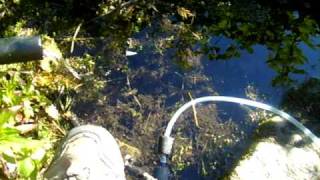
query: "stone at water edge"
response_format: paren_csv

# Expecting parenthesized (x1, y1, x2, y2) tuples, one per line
(229, 116, 320, 179)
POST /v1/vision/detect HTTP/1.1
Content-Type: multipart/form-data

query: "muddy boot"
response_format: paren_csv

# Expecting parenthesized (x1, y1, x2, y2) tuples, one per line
(45, 125, 126, 180)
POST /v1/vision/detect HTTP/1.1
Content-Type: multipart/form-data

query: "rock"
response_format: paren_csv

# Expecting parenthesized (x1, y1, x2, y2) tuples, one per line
(230, 139, 320, 179)
(229, 116, 320, 180)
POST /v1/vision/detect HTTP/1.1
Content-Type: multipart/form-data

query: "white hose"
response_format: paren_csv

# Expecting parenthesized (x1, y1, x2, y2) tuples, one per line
(164, 96, 320, 145)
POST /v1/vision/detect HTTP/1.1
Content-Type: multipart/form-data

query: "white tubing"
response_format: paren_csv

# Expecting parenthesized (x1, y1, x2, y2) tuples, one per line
(164, 96, 320, 145)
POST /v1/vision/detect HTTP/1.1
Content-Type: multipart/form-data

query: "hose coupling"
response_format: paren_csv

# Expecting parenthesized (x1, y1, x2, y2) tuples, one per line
(158, 135, 174, 155)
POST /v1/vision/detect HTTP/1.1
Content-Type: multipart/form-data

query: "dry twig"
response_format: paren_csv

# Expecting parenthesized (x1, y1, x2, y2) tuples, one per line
(70, 23, 82, 53)
(126, 75, 142, 108)
(188, 92, 199, 128)
(143, 112, 152, 131)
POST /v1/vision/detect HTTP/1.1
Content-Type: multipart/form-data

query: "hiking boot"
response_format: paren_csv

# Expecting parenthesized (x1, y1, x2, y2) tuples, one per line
(45, 125, 126, 180)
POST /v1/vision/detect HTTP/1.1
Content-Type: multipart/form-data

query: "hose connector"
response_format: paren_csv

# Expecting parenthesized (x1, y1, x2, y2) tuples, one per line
(158, 135, 174, 155)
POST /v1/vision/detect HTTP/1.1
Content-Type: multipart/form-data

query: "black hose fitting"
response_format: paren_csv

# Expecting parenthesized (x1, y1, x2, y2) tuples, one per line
(0, 36, 43, 64)
(154, 163, 170, 180)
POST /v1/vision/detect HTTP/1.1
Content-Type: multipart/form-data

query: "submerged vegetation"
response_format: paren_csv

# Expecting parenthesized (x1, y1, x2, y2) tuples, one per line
(0, 0, 320, 179)
(282, 78, 320, 136)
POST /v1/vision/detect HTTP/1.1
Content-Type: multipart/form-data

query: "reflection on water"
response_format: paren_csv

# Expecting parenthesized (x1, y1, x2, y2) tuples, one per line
(69, 2, 320, 179)
(73, 28, 319, 179)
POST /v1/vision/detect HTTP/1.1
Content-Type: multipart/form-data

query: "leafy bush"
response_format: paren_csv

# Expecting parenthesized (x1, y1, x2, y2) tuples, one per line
(0, 63, 56, 179)
(0, 34, 102, 178)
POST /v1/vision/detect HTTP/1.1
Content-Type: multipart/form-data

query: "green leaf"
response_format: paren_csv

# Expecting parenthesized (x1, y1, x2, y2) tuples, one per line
(18, 157, 35, 178)
(246, 47, 254, 54)
(217, 19, 229, 29)
(239, 23, 250, 33)
(13, 0, 20, 4)
(0, 127, 20, 138)
(0, 111, 14, 127)
(2, 149, 16, 163)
